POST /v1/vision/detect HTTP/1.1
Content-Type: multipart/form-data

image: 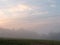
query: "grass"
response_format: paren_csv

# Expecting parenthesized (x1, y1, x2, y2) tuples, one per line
(0, 38, 60, 45)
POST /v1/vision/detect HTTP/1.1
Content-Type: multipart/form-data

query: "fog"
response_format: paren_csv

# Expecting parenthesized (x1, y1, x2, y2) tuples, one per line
(0, 28, 60, 40)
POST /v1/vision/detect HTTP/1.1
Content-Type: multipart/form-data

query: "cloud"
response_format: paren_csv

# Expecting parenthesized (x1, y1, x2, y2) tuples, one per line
(48, 0, 56, 3)
(48, 32, 60, 40)
(8, 4, 32, 12)
(48, 0, 56, 8)
(0, 11, 4, 19)
(50, 4, 56, 8)
(6, 4, 32, 18)
(0, 28, 60, 40)
(0, 0, 60, 37)
(31, 11, 48, 15)
(0, 2, 48, 30)
(1, 16, 60, 34)
(41, 32, 60, 40)
(1, 4, 36, 18)
(0, 28, 41, 39)
(0, 0, 8, 2)
(0, 10, 9, 19)
(0, 4, 33, 19)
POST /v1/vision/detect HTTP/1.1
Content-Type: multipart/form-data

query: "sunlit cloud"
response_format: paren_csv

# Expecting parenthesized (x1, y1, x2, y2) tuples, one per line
(7, 4, 32, 18)
(8, 4, 32, 12)
(0, 4, 32, 19)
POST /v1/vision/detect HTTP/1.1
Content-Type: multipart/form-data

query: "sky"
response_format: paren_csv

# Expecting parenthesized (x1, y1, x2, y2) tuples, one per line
(0, 0, 60, 39)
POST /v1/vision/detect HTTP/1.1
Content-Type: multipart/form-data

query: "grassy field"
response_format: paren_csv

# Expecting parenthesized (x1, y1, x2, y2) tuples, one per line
(0, 38, 60, 45)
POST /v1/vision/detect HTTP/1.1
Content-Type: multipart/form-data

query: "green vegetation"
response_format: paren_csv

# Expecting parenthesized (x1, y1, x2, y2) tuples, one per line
(0, 38, 60, 45)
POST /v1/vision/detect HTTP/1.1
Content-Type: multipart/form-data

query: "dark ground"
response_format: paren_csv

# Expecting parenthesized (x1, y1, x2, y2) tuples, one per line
(0, 38, 60, 45)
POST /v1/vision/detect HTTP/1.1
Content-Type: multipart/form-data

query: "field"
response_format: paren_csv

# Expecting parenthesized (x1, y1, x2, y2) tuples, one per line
(0, 38, 60, 45)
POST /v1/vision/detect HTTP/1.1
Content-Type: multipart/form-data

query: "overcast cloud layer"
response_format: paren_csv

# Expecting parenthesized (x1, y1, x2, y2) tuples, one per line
(0, 0, 60, 39)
